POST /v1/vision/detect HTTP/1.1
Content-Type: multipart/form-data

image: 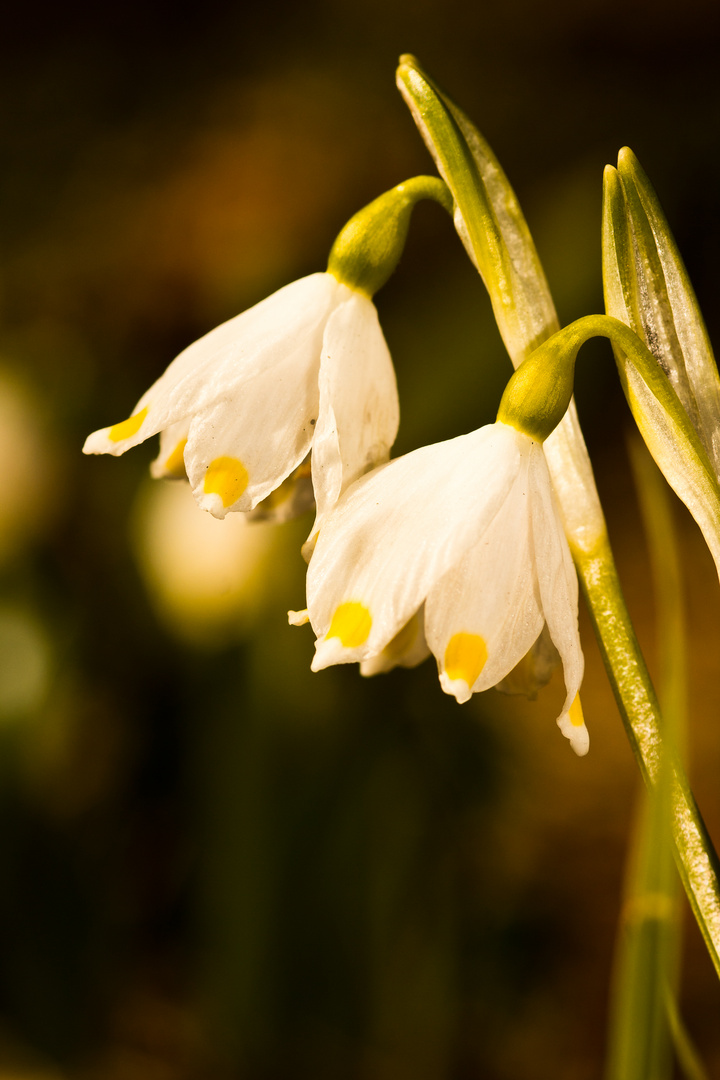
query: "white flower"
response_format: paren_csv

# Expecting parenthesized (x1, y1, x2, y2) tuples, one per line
(83, 273, 399, 525)
(300, 420, 588, 755)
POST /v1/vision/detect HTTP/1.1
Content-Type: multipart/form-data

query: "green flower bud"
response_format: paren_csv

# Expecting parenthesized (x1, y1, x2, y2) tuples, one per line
(327, 176, 452, 297)
(496, 327, 579, 442)
(603, 148, 720, 478)
(499, 313, 720, 587)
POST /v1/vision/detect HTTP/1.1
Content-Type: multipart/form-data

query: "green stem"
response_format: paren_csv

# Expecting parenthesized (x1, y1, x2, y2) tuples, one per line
(395, 55, 720, 980)
(530, 316, 720, 978)
(605, 437, 687, 1080)
(327, 176, 454, 297)
(665, 988, 711, 1080)
(545, 317, 720, 553)
(576, 535, 720, 978)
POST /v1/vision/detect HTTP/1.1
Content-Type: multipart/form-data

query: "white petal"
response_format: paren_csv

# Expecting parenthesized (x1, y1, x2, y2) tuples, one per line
(308, 423, 528, 668)
(359, 608, 430, 676)
(527, 444, 586, 750)
(494, 625, 560, 699)
(288, 609, 310, 626)
(425, 455, 544, 701)
(184, 330, 321, 517)
(245, 459, 314, 524)
(309, 292, 399, 540)
(83, 273, 341, 458)
(556, 695, 589, 757)
(150, 419, 191, 479)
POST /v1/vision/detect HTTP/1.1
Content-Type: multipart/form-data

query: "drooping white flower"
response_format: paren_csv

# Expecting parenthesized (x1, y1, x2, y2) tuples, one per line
(299, 420, 588, 755)
(83, 272, 399, 524)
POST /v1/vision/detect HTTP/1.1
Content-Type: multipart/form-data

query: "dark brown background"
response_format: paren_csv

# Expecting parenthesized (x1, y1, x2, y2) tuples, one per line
(0, 0, 719, 1076)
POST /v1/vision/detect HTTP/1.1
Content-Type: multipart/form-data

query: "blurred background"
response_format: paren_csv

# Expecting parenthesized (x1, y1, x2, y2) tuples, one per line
(1, 0, 720, 1076)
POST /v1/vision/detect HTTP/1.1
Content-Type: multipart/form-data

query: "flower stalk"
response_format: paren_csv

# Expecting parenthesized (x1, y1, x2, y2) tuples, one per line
(605, 437, 686, 1080)
(539, 315, 720, 580)
(535, 314, 720, 977)
(328, 175, 453, 296)
(397, 55, 720, 978)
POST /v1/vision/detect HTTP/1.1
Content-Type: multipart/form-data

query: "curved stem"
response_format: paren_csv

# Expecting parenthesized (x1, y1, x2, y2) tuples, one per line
(533, 316, 720, 978)
(395, 54, 720, 979)
(327, 176, 454, 297)
(577, 534, 720, 978)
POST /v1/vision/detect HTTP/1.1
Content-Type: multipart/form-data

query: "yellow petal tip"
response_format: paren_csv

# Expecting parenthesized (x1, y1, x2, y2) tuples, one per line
(558, 694, 589, 756)
(109, 406, 149, 443)
(443, 632, 488, 690)
(326, 601, 372, 649)
(203, 456, 249, 508)
(569, 693, 584, 728)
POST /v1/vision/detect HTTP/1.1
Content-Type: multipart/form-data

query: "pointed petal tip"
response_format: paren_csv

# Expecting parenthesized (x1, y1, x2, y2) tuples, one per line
(84, 410, 152, 456)
(311, 636, 350, 672)
(438, 671, 473, 704)
(557, 711, 590, 756)
(194, 491, 231, 519)
(82, 428, 114, 456)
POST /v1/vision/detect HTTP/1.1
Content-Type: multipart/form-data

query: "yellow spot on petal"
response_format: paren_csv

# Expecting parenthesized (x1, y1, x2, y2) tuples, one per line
(203, 456, 249, 508)
(164, 438, 188, 478)
(569, 693, 585, 728)
(109, 406, 148, 442)
(444, 632, 488, 688)
(327, 601, 372, 648)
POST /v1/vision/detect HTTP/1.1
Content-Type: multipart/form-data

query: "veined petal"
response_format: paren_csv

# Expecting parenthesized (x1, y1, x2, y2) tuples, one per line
(527, 444, 586, 754)
(308, 423, 527, 669)
(426, 455, 544, 702)
(185, 337, 321, 517)
(83, 273, 341, 458)
(310, 291, 399, 540)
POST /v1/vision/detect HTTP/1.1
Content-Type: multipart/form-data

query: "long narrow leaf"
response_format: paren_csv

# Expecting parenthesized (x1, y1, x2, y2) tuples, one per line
(605, 436, 685, 1080)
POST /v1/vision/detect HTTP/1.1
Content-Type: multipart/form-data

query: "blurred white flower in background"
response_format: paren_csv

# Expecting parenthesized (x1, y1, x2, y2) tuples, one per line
(132, 479, 283, 647)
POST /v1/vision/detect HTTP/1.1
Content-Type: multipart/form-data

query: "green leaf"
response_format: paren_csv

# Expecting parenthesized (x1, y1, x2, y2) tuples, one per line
(396, 54, 557, 365)
(396, 53, 606, 552)
(397, 58, 720, 981)
(603, 155, 720, 582)
(605, 438, 685, 1080)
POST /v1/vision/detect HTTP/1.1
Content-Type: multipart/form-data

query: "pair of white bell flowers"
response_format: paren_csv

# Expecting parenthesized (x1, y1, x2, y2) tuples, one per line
(82, 49, 720, 769)
(84, 175, 590, 756)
